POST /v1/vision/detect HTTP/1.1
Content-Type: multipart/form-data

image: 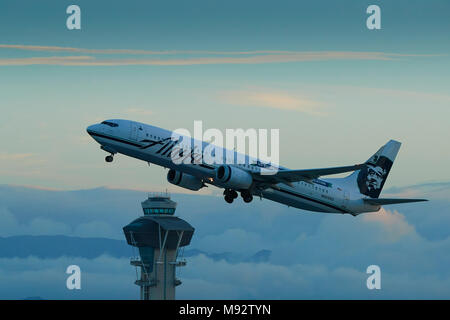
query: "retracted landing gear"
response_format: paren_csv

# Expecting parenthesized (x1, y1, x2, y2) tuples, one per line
(223, 189, 238, 204)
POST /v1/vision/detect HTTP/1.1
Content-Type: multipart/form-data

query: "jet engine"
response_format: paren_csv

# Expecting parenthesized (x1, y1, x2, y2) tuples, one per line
(215, 165, 253, 190)
(167, 169, 203, 191)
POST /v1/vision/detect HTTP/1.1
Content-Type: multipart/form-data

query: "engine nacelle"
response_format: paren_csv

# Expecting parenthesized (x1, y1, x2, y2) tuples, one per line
(215, 165, 253, 190)
(167, 169, 203, 191)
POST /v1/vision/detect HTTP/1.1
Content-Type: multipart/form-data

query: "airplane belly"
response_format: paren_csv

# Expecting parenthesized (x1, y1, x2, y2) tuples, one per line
(98, 136, 215, 179)
(261, 188, 344, 214)
(97, 138, 171, 167)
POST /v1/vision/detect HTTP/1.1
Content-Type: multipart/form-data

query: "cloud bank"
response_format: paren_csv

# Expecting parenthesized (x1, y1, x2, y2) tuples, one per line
(0, 183, 449, 299)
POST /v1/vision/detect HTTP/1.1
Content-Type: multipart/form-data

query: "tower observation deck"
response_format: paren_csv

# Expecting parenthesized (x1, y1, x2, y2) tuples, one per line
(123, 192, 195, 300)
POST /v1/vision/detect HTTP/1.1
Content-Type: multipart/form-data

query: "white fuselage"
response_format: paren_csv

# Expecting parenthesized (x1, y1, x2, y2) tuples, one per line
(87, 120, 380, 215)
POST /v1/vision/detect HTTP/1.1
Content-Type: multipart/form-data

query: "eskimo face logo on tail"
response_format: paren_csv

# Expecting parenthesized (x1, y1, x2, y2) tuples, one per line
(357, 155, 393, 198)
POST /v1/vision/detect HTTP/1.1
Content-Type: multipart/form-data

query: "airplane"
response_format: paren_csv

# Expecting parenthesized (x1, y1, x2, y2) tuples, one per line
(86, 119, 427, 216)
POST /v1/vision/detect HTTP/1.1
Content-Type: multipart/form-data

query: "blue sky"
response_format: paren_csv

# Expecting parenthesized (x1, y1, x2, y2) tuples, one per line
(0, 0, 449, 190)
(0, 1, 449, 299)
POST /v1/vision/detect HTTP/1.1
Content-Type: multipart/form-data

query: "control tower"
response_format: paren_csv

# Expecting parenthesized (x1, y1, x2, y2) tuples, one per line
(123, 193, 195, 300)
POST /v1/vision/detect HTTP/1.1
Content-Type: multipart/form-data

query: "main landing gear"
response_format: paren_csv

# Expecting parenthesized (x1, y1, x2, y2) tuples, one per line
(224, 189, 238, 203)
(105, 154, 114, 163)
(223, 189, 253, 204)
(241, 190, 253, 203)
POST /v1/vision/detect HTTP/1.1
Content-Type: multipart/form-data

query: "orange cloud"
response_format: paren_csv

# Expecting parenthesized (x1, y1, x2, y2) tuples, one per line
(362, 208, 415, 242)
(0, 47, 433, 66)
(221, 90, 326, 116)
(0, 153, 34, 161)
(1, 44, 438, 57)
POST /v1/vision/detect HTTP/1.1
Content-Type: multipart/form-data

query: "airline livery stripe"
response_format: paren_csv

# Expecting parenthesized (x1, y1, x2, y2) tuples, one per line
(156, 141, 172, 154)
(162, 142, 177, 157)
(276, 188, 347, 214)
(88, 132, 142, 147)
(200, 164, 215, 170)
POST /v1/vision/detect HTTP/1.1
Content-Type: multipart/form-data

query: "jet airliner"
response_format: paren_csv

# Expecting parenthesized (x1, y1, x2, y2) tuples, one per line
(87, 119, 427, 215)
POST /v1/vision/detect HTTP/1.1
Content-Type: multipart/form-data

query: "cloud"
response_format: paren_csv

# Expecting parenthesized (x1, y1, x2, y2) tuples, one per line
(0, 46, 435, 67)
(1, 184, 450, 298)
(178, 255, 450, 299)
(362, 208, 416, 243)
(195, 228, 265, 254)
(0, 255, 136, 299)
(0, 153, 34, 161)
(0, 207, 72, 236)
(73, 221, 117, 239)
(0, 44, 438, 57)
(0, 44, 313, 55)
(0, 44, 178, 55)
(0, 56, 94, 66)
(221, 90, 326, 115)
(1, 252, 449, 300)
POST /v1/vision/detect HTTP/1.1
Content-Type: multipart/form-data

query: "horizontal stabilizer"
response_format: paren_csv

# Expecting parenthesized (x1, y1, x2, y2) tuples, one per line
(363, 198, 428, 205)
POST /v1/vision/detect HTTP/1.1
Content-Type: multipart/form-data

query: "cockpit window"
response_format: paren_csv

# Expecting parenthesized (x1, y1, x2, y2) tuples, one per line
(101, 121, 119, 127)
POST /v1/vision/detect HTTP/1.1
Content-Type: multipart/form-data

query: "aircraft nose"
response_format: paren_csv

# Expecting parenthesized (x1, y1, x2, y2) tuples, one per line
(86, 124, 100, 136)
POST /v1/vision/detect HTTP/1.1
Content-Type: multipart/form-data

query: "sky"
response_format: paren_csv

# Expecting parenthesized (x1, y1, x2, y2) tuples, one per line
(0, 0, 449, 191)
(0, 1, 449, 299)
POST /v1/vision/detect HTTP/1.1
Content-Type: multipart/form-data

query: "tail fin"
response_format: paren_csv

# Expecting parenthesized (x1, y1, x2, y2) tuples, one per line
(347, 140, 401, 198)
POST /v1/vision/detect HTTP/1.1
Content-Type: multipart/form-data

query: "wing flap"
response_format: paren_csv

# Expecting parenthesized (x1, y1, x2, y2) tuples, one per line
(363, 198, 428, 205)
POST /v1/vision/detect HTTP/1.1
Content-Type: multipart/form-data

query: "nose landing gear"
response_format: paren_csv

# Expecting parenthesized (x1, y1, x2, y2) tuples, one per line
(101, 146, 117, 163)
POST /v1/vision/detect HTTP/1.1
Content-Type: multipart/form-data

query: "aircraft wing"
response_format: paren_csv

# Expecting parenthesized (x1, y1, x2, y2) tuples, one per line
(253, 163, 365, 185)
(363, 198, 428, 205)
